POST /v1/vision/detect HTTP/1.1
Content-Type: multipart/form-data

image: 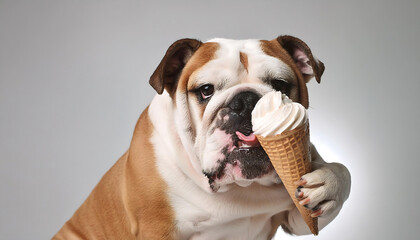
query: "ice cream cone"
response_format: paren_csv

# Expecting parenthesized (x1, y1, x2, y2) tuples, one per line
(256, 121, 319, 235)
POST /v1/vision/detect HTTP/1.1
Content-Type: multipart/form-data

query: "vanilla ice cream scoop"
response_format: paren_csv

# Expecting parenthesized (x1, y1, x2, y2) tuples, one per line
(251, 91, 307, 137)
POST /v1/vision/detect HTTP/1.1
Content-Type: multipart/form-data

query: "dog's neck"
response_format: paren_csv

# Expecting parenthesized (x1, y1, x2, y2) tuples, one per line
(148, 92, 212, 192)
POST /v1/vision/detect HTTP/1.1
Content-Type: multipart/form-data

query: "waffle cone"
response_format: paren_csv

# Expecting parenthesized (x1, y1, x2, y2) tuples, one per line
(256, 121, 318, 235)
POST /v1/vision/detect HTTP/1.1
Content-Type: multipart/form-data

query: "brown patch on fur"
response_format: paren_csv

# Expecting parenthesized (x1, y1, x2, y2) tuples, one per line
(179, 42, 219, 119)
(182, 42, 219, 92)
(239, 51, 249, 72)
(53, 108, 175, 239)
(260, 40, 310, 108)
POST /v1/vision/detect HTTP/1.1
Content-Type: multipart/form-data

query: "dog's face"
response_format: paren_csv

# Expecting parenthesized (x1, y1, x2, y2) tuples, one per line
(150, 36, 324, 192)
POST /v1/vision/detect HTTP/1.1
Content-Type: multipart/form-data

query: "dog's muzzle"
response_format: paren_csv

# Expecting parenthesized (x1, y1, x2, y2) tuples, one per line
(203, 91, 279, 192)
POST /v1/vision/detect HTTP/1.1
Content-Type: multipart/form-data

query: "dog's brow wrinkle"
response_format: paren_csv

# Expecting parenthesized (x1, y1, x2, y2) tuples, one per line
(263, 69, 293, 83)
(262, 70, 276, 82)
(217, 78, 228, 90)
(190, 76, 203, 89)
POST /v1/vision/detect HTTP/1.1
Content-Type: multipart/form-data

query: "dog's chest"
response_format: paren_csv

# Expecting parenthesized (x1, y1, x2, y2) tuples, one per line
(178, 212, 273, 240)
(168, 184, 293, 240)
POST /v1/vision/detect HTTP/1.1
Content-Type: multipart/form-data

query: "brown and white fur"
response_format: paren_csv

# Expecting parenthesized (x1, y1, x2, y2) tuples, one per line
(54, 36, 351, 240)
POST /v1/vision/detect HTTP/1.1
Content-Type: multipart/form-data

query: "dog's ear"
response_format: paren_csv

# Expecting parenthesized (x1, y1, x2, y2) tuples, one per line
(276, 35, 324, 84)
(149, 39, 202, 95)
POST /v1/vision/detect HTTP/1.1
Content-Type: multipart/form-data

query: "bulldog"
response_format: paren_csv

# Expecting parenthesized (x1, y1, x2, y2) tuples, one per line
(54, 35, 351, 240)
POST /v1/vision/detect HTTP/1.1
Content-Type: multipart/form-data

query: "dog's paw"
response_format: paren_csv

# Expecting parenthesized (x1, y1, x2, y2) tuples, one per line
(294, 166, 341, 218)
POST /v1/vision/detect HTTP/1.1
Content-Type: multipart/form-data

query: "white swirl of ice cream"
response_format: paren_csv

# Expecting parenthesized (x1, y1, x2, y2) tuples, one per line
(251, 91, 308, 137)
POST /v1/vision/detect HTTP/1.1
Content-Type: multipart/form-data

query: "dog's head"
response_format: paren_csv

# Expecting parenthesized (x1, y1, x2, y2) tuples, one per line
(150, 36, 324, 192)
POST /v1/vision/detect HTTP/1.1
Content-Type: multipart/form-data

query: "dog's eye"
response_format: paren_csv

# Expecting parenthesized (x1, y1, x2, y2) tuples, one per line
(199, 84, 214, 100)
(270, 79, 291, 96)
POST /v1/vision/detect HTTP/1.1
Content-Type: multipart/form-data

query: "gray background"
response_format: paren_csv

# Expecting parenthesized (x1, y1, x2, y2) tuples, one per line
(1, 0, 419, 239)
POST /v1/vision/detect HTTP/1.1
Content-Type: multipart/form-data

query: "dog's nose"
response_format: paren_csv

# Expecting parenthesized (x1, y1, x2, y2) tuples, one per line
(227, 91, 260, 117)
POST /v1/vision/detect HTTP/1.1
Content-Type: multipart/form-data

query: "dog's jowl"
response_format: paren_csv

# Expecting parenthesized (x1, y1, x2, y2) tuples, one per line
(54, 36, 351, 240)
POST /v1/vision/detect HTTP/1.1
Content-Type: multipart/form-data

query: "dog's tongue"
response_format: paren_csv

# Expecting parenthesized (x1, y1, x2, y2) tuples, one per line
(236, 131, 260, 147)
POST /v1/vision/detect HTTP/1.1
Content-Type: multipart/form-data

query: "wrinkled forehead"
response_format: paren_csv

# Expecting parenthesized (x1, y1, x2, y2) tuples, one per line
(185, 38, 296, 91)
